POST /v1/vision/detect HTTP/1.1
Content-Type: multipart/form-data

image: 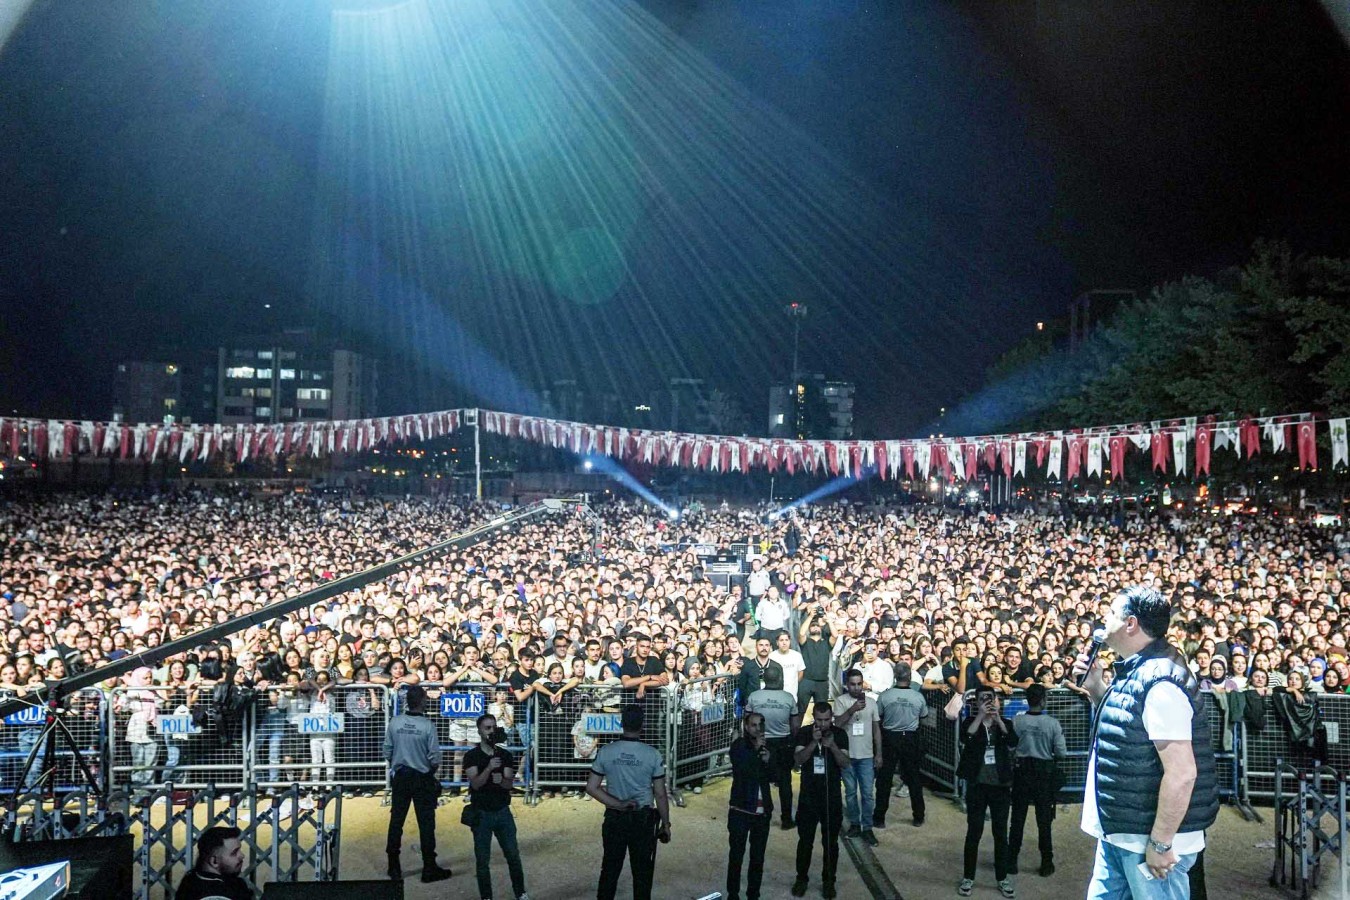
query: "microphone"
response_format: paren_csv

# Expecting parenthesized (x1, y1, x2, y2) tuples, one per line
(1077, 628, 1108, 686)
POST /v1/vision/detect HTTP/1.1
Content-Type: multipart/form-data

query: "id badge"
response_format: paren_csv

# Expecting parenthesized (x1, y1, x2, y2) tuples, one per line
(984, 746, 996, 766)
(851, 719, 865, 737)
(813, 755, 826, 775)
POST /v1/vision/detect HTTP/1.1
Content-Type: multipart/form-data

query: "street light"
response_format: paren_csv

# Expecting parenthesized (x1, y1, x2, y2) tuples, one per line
(785, 303, 808, 437)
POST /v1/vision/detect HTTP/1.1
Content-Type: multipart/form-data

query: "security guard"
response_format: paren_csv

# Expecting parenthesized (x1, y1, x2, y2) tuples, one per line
(745, 664, 800, 829)
(384, 685, 453, 883)
(585, 703, 672, 900)
(1009, 683, 1066, 877)
(874, 661, 928, 828)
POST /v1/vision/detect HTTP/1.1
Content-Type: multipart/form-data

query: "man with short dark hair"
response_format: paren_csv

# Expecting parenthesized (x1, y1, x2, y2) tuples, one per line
(175, 826, 251, 900)
(874, 661, 927, 828)
(831, 668, 882, 846)
(745, 664, 800, 829)
(1009, 683, 1066, 877)
(465, 713, 529, 900)
(1074, 585, 1219, 898)
(384, 684, 453, 883)
(726, 711, 775, 900)
(791, 703, 849, 898)
(586, 703, 672, 900)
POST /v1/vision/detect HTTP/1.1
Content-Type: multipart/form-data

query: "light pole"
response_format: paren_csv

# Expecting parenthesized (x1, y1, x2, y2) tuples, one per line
(785, 302, 808, 437)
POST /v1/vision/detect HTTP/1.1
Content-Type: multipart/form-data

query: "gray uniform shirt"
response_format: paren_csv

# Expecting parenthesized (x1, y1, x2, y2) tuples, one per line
(592, 738, 665, 808)
(1013, 710, 1067, 759)
(745, 688, 797, 739)
(876, 684, 927, 733)
(384, 712, 441, 773)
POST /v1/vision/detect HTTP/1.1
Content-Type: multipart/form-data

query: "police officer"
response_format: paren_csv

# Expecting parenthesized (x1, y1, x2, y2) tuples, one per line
(585, 703, 672, 900)
(384, 685, 453, 883)
(745, 665, 800, 829)
(874, 661, 927, 828)
(1009, 683, 1066, 877)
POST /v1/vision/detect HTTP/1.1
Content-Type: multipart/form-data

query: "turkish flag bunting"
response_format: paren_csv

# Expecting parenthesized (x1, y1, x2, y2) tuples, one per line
(1150, 432, 1169, 472)
(903, 444, 915, 479)
(1195, 424, 1213, 476)
(1109, 436, 1125, 479)
(1297, 420, 1317, 471)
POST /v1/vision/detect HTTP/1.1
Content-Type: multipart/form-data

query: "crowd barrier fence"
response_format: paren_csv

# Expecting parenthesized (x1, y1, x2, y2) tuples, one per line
(251, 683, 390, 790)
(668, 674, 739, 802)
(0, 688, 108, 794)
(5, 681, 1348, 814)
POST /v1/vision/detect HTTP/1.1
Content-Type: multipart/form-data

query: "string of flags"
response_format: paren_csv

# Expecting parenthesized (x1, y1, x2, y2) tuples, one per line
(0, 407, 1344, 481)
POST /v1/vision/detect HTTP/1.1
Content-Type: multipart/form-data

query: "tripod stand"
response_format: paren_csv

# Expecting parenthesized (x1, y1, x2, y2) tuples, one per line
(10, 682, 106, 805)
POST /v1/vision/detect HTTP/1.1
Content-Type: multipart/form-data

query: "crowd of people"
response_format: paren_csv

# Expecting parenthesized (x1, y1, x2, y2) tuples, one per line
(1, 485, 1348, 894)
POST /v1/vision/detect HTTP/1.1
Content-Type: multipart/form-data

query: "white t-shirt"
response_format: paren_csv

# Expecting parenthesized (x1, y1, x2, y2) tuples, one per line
(1081, 679, 1206, 854)
(769, 648, 806, 696)
(858, 659, 894, 699)
(755, 596, 789, 630)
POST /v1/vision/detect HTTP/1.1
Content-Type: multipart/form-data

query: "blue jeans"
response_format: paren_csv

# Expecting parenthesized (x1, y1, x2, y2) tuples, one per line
(472, 806, 526, 900)
(1088, 840, 1197, 900)
(841, 757, 875, 829)
(261, 711, 285, 783)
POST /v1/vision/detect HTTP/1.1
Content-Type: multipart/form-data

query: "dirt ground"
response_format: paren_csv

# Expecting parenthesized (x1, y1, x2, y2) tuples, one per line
(339, 779, 1290, 900)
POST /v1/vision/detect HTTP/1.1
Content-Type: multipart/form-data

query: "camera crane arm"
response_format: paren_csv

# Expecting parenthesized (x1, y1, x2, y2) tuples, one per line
(0, 497, 589, 721)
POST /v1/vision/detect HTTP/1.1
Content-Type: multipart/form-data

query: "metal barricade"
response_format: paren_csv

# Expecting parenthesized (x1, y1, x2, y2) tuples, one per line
(919, 688, 960, 796)
(1244, 692, 1350, 803)
(669, 674, 738, 802)
(1, 787, 127, 842)
(392, 681, 530, 794)
(531, 683, 665, 799)
(1042, 688, 1095, 800)
(109, 685, 247, 791)
(0, 688, 108, 794)
(1196, 691, 1241, 803)
(252, 683, 390, 791)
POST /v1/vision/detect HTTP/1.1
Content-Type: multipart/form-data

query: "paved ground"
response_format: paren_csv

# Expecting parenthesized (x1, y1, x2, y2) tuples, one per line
(334, 779, 1289, 900)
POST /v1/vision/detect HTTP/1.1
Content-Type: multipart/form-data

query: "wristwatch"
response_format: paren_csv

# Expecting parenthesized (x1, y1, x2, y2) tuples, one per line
(1147, 839, 1173, 854)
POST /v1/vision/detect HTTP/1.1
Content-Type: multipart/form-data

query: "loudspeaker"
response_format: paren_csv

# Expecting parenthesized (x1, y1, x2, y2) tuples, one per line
(0, 834, 133, 899)
(263, 880, 404, 899)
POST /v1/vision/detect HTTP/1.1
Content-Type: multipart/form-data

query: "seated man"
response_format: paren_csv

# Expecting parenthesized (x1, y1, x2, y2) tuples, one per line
(176, 826, 251, 900)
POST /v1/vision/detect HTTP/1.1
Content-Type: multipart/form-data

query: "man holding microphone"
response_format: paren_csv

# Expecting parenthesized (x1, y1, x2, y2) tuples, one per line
(1073, 586, 1218, 898)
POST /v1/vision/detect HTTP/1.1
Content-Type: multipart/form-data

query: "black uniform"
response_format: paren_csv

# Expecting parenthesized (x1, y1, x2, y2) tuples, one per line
(793, 724, 847, 890)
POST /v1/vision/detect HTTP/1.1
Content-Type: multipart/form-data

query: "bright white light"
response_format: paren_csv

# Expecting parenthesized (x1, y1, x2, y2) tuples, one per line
(966, 490, 979, 501)
(583, 460, 593, 470)
(667, 509, 680, 521)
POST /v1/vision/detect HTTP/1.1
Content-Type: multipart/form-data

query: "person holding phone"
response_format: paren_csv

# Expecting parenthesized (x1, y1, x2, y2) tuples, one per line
(956, 686, 1018, 898)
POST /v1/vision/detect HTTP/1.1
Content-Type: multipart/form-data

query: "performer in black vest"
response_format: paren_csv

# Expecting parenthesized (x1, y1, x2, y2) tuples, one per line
(1073, 585, 1218, 899)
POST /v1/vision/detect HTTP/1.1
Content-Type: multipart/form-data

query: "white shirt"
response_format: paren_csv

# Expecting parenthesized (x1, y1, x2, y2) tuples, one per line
(768, 648, 806, 696)
(1081, 679, 1206, 854)
(755, 596, 790, 631)
(747, 569, 771, 598)
(858, 659, 894, 699)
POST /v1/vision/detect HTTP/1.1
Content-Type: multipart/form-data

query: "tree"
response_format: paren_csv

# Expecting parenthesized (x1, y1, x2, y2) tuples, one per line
(703, 388, 749, 436)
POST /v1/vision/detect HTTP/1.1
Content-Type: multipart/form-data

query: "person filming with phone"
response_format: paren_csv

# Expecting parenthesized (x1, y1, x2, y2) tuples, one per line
(1072, 585, 1218, 899)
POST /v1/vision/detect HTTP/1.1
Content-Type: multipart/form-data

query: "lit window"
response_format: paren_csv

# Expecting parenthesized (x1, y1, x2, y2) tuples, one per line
(165, 364, 178, 375)
(257, 407, 272, 417)
(164, 398, 177, 410)
(312, 373, 324, 381)
(775, 414, 785, 425)
(240, 388, 255, 398)
(258, 350, 273, 360)
(257, 388, 272, 399)
(256, 369, 272, 379)
(225, 366, 255, 379)
(280, 369, 296, 380)
(297, 388, 331, 401)
(117, 364, 127, 373)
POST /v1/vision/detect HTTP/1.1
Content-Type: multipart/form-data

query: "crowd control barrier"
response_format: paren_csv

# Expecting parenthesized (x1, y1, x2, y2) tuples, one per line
(668, 674, 739, 802)
(252, 683, 390, 790)
(109, 685, 248, 791)
(919, 688, 960, 795)
(0, 688, 108, 794)
(390, 681, 532, 794)
(530, 682, 669, 800)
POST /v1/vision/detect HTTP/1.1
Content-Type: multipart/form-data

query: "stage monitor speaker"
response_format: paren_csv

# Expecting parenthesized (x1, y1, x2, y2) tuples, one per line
(0, 834, 132, 900)
(263, 880, 403, 899)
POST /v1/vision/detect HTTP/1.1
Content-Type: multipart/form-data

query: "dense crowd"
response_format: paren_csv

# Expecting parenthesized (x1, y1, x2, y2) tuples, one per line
(1, 486, 1348, 790)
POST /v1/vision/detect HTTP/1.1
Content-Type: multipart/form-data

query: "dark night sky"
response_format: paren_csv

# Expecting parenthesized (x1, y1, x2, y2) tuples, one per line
(1, 0, 1348, 437)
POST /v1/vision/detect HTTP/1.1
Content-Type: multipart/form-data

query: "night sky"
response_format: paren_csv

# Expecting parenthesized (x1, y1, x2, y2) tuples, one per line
(2, 0, 1348, 437)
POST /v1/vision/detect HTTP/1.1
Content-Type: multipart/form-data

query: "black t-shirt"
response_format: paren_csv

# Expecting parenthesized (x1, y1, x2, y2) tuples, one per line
(176, 870, 254, 900)
(794, 725, 847, 796)
(508, 670, 539, 693)
(1009, 661, 1037, 684)
(800, 638, 831, 681)
(464, 745, 517, 812)
(620, 657, 663, 679)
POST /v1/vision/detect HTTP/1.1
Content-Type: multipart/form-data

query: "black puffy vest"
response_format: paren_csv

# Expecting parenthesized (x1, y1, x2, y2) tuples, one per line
(1091, 640, 1219, 837)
